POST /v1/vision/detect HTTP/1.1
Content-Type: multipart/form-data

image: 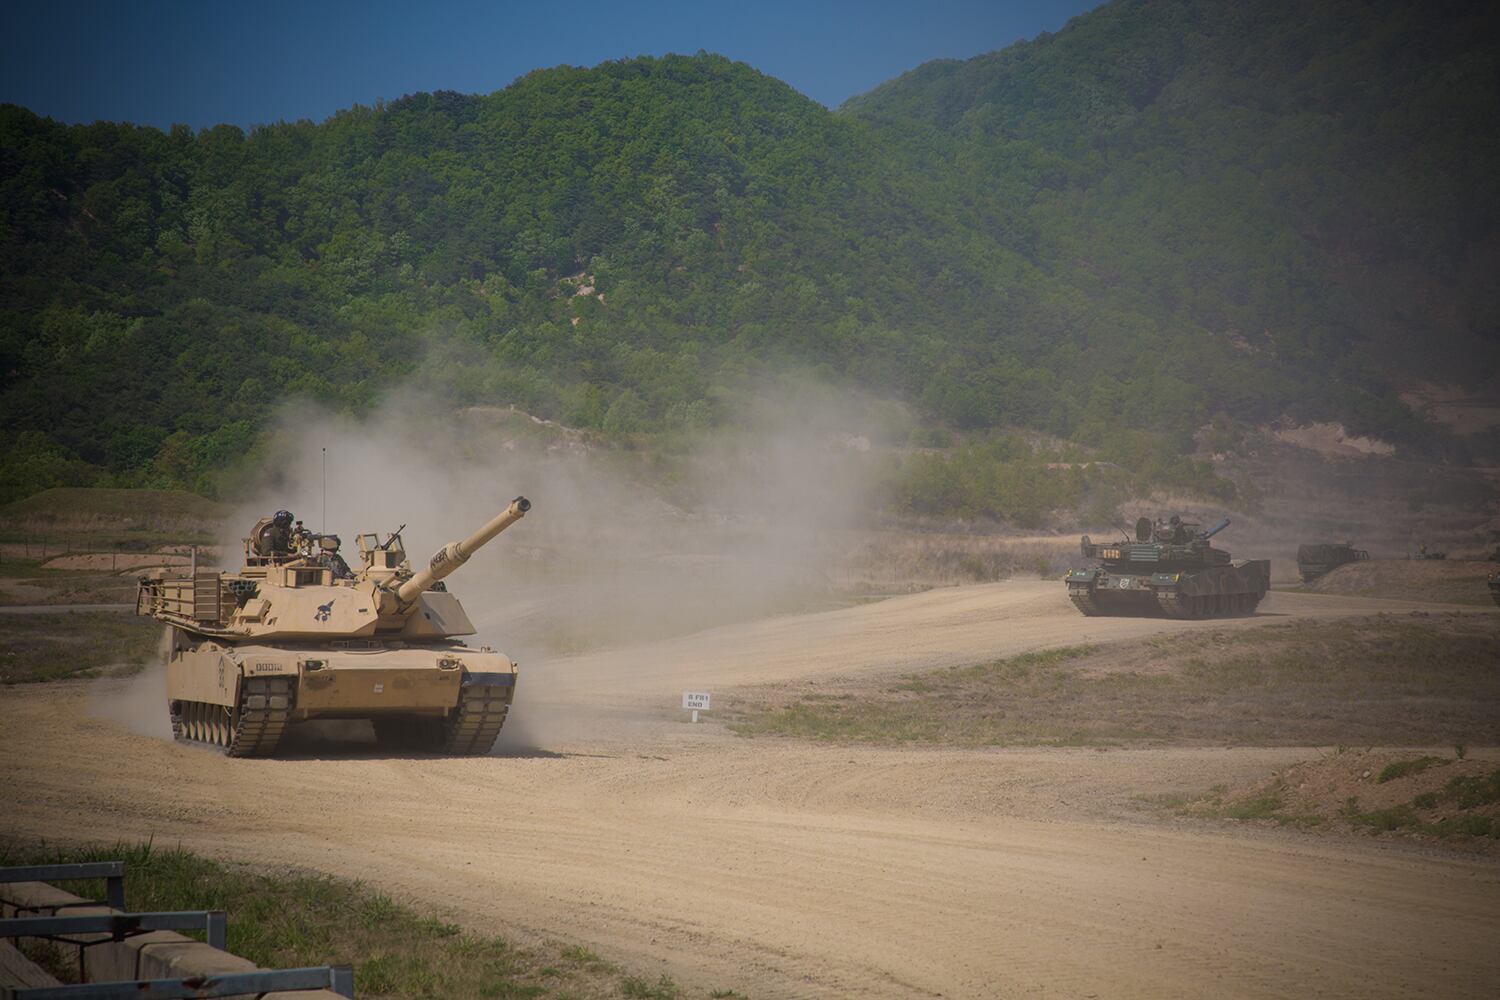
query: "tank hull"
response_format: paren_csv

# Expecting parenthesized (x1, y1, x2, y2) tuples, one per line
(1296, 544, 1368, 582)
(1067, 560, 1270, 619)
(164, 630, 516, 756)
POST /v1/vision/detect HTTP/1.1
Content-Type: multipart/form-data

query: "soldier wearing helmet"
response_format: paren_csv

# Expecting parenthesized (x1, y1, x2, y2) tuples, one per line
(254, 509, 298, 559)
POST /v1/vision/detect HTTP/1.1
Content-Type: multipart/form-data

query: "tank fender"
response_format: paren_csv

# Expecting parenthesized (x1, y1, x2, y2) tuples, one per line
(1065, 568, 1101, 583)
(461, 670, 517, 689)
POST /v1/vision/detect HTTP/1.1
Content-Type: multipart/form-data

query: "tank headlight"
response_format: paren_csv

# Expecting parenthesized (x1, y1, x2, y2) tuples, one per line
(437, 657, 461, 670)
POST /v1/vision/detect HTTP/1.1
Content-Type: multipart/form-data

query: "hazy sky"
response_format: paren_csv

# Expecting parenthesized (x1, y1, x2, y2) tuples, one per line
(1, 0, 1101, 131)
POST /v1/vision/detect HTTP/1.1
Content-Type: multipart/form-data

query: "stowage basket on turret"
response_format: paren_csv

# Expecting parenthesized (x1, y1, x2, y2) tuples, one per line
(137, 497, 532, 757)
(1065, 515, 1269, 619)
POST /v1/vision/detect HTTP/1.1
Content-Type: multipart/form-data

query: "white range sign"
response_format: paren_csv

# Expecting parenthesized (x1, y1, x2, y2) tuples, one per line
(682, 691, 712, 711)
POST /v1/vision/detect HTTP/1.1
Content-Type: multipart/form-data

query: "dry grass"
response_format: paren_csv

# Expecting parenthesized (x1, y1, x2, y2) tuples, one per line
(0, 558, 142, 606)
(0, 488, 226, 545)
(0, 612, 161, 683)
(1296, 558, 1498, 606)
(729, 614, 1500, 748)
(829, 530, 1080, 589)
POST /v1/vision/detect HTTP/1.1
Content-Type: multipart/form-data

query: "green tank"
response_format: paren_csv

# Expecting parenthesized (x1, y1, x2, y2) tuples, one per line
(1065, 515, 1269, 618)
(1296, 542, 1368, 582)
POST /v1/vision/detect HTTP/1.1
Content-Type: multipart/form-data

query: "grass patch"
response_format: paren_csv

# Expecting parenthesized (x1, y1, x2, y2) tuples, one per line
(1377, 756, 1448, 783)
(729, 615, 1500, 748)
(1222, 794, 1287, 821)
(730, 646, 1138, 747)
(1166, 780, 1326, 829)
(0, 559, 154, 580)
(0, 487, 224, 547)
(1446, 770, 1500, 809)
(0, 840, 708, 999)
(0, 612, 160, 683)
(0, 559, 144, 606)
(1172, 763, 1500, 844)
(1343, 771, 1500, 840)
(620, 975, 680, 999)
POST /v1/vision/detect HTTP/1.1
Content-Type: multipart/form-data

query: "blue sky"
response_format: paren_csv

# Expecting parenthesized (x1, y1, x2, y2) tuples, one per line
(1, 0, 1101, 130)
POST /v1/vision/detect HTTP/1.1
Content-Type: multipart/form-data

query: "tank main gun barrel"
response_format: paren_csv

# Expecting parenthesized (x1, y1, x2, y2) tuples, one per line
(392, 496, 531, 605)
(1200, 516, 1231, 540)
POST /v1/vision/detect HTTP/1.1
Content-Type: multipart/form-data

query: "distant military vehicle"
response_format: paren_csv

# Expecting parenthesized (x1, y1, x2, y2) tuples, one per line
(1066, 515, 1269, 618)
(1296, 542, 1369, 582)
(1488, 570, 1500, 608)
(1412, 545, 1447, 560)
(138, 497, 531, 757)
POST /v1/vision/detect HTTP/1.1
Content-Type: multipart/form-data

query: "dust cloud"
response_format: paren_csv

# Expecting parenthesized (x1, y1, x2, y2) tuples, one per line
(88, 629, 173, 740)
(200, 378, 890, 750)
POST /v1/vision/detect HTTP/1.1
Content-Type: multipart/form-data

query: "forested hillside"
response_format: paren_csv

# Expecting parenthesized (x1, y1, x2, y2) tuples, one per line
(849, 0, 1500, 413)
(2, 0, 1495, 503)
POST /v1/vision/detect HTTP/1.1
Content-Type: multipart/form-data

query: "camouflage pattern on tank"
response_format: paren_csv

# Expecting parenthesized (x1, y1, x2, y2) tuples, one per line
(138, 497, 531, 757)
(1066, 515, 1269, 619)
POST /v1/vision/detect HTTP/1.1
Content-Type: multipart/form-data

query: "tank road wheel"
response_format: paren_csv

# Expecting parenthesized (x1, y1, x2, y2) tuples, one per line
(171, 687, 289, 756)
(212, 703, 232, 746)
(442, 678, 515, 756)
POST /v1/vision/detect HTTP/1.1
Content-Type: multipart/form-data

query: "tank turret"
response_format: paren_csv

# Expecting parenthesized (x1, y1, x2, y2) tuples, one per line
(137, 497, 534, 757)
(1067, 513, 1268, 619)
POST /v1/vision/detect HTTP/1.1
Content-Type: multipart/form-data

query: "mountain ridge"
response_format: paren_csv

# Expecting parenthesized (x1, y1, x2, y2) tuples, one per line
(2, 0, 1495, 503)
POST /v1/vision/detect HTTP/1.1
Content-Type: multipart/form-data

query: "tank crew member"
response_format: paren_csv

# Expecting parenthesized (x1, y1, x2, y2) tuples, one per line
(254, 509, 297, 558)
(317, 537, 355, 580)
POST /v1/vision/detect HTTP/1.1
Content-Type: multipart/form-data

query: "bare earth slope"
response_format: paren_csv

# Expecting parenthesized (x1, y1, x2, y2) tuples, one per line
(3, 584, 1498, 998)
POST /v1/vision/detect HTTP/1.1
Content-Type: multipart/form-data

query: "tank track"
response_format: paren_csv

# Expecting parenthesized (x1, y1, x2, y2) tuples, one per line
(1069, 590, 1102, 616)
(371, 677, 514, 755)
(442, 680, 512, 755)
(1156, 591, 1263, 620)
(170, 676, 294, 757)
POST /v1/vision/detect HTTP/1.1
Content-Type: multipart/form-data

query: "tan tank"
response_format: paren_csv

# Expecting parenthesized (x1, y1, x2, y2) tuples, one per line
(137, 497, 532, 757)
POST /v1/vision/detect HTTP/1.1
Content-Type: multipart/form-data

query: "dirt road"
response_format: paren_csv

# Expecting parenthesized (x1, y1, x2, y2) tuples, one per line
(3, 583, 1498, 998)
